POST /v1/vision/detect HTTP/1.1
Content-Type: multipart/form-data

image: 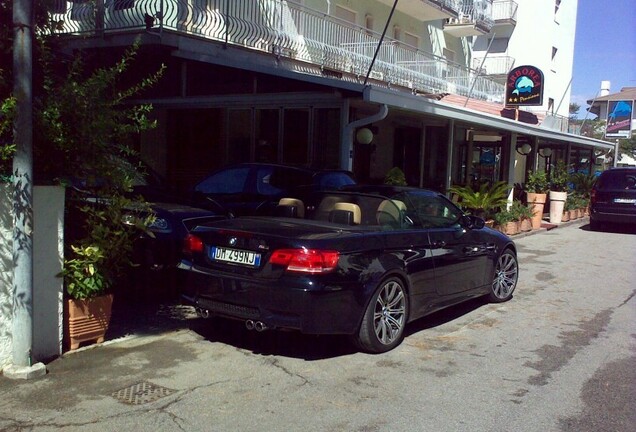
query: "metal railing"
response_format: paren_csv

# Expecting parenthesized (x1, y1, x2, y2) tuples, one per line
(492, 0, 518, 22)
(472, 55, 515, 75)
(448, 0, 494, 31)
(48, 0, 505, 102)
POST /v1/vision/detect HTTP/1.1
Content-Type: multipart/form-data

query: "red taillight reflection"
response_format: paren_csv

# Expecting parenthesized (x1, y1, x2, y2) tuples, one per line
(269, 249, 339, 273)
(590, 189, 597, 205)
(183, 234, 204, 255)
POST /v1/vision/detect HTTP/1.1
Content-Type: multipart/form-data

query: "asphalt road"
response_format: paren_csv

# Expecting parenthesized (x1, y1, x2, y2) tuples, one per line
(0, 221, 634, 432)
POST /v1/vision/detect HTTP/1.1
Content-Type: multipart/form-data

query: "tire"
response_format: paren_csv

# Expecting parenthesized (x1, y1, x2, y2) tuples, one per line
(489, 249, 518, 303)
(356, 277, 408, 353)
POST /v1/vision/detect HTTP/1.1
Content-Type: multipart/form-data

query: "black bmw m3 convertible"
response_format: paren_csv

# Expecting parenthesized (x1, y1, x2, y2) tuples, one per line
(179, 185, 518, 353)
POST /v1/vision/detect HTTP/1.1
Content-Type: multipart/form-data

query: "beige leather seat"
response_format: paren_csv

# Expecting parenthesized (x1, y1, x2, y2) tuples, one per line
(330, 202, 361, 225)
(376, 199, 406, 228)
(277, 198, 305, 218)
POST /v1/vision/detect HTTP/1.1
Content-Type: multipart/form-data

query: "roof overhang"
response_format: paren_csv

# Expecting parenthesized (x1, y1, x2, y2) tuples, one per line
(363, 86, 615, 150)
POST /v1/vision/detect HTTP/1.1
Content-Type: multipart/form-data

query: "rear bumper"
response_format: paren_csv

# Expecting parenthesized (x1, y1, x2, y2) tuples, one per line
(178, 262, 366, 335)
(590, 208, 636, 225)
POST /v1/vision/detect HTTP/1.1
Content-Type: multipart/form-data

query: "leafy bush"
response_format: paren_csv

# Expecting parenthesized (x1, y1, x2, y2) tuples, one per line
(510, 200, 533, 221)
(449, 181, 510, 219)
(525, 170, 549, 194)
(493, 209, 515, 226)
(549, 160, 570, 192)
(570, 172, 597, 198)
(384, 167, 407, 186)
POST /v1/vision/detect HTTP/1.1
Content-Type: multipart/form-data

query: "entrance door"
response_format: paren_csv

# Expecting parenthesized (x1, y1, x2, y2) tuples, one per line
(394, 127, 421, 186)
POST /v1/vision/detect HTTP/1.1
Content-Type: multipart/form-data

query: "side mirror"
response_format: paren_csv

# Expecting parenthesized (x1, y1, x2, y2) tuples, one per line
(460, 215, 485, 229)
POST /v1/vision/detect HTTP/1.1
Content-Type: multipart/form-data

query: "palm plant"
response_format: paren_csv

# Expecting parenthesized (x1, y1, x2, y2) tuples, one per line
(449, 181, 510, 219)
(570, 172, 597, 198)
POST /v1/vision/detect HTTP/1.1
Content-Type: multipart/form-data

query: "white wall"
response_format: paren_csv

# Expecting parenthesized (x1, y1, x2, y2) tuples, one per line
(0, 185, 65, 372)
(0, 184, 13, 371)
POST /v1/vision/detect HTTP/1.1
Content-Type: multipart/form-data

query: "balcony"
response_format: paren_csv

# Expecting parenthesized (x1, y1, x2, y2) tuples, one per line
(47, 0, 504, 103)
(490, 0, 517, 36)
(472, 55, 515, 77)
(444, 0, 494, 37)
(376, 0, 461, 21)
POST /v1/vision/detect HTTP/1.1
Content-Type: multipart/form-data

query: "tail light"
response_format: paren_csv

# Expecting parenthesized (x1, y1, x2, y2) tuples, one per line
(183, 234, 204, 255)
(269, 248, 339, 273)
(590, 188, 597, 205)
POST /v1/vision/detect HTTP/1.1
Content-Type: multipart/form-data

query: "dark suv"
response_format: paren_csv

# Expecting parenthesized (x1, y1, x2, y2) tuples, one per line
(589, 167, 636, 230)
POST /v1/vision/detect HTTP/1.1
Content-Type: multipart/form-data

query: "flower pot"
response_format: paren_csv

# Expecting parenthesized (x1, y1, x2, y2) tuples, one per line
(549, 191, 568, 224)
(520, 218, 532, 232)
(65, 294, 113, 351)
(497, 221, 519, 236)
(526, 192, 546, 229)
(561, 211, 570, 222)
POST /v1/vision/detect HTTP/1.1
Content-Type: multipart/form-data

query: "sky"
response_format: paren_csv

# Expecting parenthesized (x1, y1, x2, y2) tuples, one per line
(570, 0, 636, 119)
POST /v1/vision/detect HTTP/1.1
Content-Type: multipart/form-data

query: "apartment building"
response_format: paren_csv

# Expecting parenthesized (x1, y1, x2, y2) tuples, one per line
(473, 0, 577, 129)
(49, 0, 609, 191)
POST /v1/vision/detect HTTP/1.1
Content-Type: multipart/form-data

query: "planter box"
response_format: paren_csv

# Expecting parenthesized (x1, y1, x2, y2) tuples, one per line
(65, 294, 113, 351)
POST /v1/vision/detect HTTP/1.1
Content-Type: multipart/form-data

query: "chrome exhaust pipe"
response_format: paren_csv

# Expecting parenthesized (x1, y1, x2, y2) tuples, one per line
(254, 321, 268, 332)
(245, 320, 255, 330)
(197, 308, 210, 319)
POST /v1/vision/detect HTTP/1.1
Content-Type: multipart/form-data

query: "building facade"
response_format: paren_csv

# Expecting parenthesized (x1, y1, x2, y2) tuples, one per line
(48, 0, 609, 193)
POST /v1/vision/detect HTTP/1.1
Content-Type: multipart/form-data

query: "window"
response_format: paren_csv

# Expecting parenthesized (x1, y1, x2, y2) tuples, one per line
(335, 5, 356, 24)
(402, 193, 462, 229)
(393, 25, 402, 41)
(194, 167, 250, 194)
(365, 14, 374, 33)
(404, 32, 419, 49)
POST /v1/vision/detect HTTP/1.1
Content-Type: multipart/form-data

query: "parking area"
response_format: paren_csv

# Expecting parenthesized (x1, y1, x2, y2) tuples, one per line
(0, 220, 634, 432)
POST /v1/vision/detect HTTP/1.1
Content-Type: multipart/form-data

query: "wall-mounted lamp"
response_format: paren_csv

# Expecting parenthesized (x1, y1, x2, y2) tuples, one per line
(516, 143, 532, 156)
(539, 148, 552, 158)
(356, 127, 375, 145)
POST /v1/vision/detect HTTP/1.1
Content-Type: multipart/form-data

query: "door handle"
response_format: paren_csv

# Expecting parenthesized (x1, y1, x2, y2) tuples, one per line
(485, 243, 496, 251)
(463, 246, 480, 254)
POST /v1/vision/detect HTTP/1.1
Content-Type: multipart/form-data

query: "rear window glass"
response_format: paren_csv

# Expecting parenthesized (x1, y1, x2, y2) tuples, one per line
(195, 167, 249, 194)
(256, 167, 312, 196)
(315, 172, 356, 190)
(597, 171, 636, 190)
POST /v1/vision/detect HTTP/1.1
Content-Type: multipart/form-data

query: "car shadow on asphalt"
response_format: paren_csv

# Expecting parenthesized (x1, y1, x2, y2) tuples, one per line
(188, 297, 490, 360)
(579, 222, 636, 234)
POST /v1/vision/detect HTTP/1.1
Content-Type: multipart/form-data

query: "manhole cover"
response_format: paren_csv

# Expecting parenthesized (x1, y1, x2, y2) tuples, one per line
(112, 381, 175, 405)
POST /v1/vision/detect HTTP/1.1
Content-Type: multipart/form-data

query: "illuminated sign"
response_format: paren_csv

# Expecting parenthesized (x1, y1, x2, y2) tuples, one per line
(605, 100, 633, 138)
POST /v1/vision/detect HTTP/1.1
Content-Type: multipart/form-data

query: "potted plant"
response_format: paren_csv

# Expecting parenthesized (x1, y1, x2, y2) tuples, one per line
(61, 192, 153, 350)
(525, 170, 549, 229)
(448, 181, 510, 221)
(511, 200, 533, 232)
(493, 208, 518, 236)
(384, 167, 407, 186)
(549, 160, 570, 224)
(562, 196, 571, 222)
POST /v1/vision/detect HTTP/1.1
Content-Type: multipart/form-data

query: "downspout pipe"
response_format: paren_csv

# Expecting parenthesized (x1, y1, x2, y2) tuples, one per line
(341, 103, 389, 171)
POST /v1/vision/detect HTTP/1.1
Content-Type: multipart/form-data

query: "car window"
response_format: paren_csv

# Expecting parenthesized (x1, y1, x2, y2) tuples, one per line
(258, 167, 312, 196)
(314, 172, 356, 190)
(195, 167, 250, 194)
(402, 192, 462, 228)
(598, 171, 636, 190)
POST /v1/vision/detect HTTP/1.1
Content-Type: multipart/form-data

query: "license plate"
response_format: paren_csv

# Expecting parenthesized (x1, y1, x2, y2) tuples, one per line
(614, 198, 636, 204)
(210, 246, 261, 267)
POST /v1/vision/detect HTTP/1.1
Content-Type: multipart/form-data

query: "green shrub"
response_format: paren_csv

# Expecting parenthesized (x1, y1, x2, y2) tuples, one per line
(384, 167, 407, 186)
(449, 181, 510, 219)
(525, 170, 549, 194)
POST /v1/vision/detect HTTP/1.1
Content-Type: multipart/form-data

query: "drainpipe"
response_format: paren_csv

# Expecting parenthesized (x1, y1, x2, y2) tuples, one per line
(341, 103, 389, 171)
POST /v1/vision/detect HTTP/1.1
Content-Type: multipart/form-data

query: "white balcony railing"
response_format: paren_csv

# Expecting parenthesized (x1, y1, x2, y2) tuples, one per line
(472, 56, 515, 75)
(48, 0, 505, 102)
(492, 0, 518, 22)
(447, 0, 494, 32)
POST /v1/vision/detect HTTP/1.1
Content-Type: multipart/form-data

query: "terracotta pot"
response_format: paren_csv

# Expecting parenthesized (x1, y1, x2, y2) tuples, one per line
(497, 221, 519, 236)
(65, 294, 113, 351)
(526, 192, 546, 229)
(561, 211, 570, 222)
(520, 218, 532, 232)
(549, 191, 568, 224)
(569, 209, 577, 219)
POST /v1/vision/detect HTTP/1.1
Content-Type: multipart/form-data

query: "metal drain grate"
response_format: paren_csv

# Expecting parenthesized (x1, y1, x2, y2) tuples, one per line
(112, 381, 175, 405)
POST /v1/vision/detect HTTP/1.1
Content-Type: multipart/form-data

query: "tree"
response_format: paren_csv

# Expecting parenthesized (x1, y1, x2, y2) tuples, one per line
(569, 102, 580, 120)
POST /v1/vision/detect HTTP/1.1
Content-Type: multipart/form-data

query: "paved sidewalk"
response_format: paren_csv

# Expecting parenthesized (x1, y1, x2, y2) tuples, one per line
(0, 216, 594, 431)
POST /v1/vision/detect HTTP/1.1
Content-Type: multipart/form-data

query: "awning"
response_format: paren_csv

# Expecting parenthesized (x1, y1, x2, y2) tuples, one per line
(363, 86, 615, 151)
